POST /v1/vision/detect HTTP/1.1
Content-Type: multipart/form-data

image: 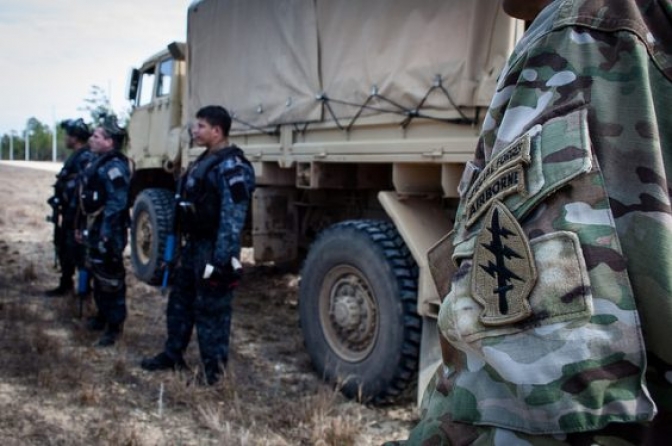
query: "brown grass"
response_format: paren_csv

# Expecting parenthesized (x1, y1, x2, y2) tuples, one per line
(22, 261, 37, 282)
(0, 164, 416, 445)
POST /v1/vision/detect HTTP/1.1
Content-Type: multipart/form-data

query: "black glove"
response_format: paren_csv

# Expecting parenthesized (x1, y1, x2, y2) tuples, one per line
(202, 258, 242, 289)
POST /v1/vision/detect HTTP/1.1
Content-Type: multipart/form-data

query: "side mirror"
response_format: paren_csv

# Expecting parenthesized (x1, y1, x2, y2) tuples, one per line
(167, 42, 186, 61)
(126, 68, 140, 101)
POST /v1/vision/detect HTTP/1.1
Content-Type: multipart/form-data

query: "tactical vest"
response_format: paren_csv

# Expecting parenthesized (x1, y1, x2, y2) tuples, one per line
(80, 151, 129, 215)
(55, 147, 92, 211)
(179, 146, 251, 238)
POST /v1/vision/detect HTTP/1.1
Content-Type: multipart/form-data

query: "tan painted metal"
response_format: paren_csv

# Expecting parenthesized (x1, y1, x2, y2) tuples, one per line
(126, 0, 524, 408)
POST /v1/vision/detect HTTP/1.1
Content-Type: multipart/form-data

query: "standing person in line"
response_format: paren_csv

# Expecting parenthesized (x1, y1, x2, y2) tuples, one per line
(79, 117, 131, 347)
(388, 0, 672, 444)
(141, 105, 255, 385)
(45, 119, 94, 297)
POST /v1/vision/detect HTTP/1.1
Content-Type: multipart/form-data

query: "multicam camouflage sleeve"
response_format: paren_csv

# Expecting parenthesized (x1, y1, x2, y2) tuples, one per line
(391, 0, 672, 444)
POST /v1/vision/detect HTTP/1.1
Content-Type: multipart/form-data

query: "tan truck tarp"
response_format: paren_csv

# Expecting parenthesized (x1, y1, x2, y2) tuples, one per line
(187, 0, 519, 131)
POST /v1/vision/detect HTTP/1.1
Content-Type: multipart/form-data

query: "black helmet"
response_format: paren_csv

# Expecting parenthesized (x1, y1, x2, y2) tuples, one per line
(100, 115, 126, 138)
(99, 115, 127, 150)
(60, 118, 91, 141)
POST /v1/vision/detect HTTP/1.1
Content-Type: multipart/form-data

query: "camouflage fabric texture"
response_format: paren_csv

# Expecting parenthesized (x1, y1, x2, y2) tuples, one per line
(81, 152, 131, 255)
(165, 240, 235, 384)
(57, 146, 95, 222)
(52, 147, 95, 282)
(80, 151, 131, 328)
(164, 147, 255, 383)
(390, 0, 672, 444)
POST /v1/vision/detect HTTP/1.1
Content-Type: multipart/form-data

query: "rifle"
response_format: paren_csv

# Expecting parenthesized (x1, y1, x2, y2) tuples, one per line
(161, 180, 184, 295)
(46, 194, 62, 269)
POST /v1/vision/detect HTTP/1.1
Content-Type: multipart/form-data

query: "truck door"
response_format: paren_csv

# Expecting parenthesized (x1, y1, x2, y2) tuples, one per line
(147, 58, 177, 159)
(127, 65, 156, 159)
(127, 57, 180, 163)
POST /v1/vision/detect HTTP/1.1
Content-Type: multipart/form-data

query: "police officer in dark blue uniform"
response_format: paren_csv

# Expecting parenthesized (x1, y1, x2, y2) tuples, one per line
(45, 119, 94, 297)
(79, 117, 131, 347)
(141, 105, 255, 384)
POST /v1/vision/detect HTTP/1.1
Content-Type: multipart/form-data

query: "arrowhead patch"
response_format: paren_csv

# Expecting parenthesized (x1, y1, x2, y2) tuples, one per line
(472, 201, 536, 326)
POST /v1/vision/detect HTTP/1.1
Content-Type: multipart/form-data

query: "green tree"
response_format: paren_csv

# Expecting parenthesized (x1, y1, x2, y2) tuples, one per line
(79, 85, 120, 125)
(26, 117, 49, 161)
(2, 117, 69, 162)
(0, 134, 8, 160)
(8, 132, 24, 160)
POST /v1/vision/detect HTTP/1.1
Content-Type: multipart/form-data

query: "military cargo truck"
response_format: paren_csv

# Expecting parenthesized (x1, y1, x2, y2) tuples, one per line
(126, 0, 522, 405)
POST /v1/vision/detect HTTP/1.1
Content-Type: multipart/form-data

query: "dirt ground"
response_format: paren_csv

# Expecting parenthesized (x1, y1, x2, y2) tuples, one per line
(0, 162, 417, 445)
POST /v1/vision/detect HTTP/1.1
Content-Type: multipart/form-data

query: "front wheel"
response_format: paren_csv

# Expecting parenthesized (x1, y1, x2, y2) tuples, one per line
(299, 220, 421, 403)
(130, 188, 174, 285)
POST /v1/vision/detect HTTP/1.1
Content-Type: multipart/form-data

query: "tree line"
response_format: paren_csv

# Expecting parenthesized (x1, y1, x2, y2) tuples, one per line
(0, 85, 128, 162)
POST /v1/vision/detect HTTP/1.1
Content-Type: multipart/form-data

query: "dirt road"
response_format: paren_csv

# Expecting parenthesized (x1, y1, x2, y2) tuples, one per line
(0, 163, 415, 445)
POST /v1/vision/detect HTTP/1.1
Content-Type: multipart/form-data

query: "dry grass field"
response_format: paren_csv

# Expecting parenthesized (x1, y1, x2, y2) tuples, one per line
(0, 162, 416, 445)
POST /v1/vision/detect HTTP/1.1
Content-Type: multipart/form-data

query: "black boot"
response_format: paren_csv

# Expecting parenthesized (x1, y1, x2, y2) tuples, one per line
(140, 352, 188, 371)
(85, 315, 106, 332)
(96, 323, 123, 347)
(45, 278, 73, 297)
(204, 359, 225, 386)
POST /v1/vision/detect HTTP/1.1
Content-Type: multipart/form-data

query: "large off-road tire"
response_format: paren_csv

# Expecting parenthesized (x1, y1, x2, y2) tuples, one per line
(130, 188, 175, 285)
(299, 220, 421, 404)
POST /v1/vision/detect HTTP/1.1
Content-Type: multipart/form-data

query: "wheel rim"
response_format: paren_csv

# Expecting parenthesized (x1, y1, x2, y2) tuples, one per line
(134, 210, 153, 265)
(319, 265, 378, 362)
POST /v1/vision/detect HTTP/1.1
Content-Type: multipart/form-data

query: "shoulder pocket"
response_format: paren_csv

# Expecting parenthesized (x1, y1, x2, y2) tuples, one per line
(446, 108, 594, 340)
(453, 108, 592, 248)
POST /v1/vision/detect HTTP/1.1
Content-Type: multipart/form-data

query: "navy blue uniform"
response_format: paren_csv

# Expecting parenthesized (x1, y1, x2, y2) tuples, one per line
(164, 146, 255, 383)
(79, 151, 131, 336)
(49, 147, 95, 292)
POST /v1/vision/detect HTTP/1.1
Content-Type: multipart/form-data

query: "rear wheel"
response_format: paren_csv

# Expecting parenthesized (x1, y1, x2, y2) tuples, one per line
(299, 220, 421, 403)
(130, 188, 174, 285)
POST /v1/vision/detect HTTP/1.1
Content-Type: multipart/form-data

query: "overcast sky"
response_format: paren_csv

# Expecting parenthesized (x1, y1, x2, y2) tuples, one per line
(0, 0, 192, 135)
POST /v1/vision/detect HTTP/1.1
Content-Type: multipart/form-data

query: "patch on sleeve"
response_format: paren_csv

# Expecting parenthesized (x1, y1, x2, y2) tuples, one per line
(465, 133, 531, 227)
(457, 161, 480, 198)
(107, 166, 126, 188)
(471, 200, 536, 326)
(225, 168, 249, 203)
(107, 167, 122, 181)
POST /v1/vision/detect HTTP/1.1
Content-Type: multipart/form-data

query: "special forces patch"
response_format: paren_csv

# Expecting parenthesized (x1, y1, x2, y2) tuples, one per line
(472, 201, 536, 326)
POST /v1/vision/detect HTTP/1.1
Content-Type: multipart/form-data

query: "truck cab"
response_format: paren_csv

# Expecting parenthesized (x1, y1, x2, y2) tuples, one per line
(126, 43, 186, 285)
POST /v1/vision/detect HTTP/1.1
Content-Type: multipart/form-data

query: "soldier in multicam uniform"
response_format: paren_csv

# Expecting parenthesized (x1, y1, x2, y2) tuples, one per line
(388, 0, 672, 444)
(141, 105, 255, 385)
(45, 119, 94, 297)
(79, 117, 131, 347)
